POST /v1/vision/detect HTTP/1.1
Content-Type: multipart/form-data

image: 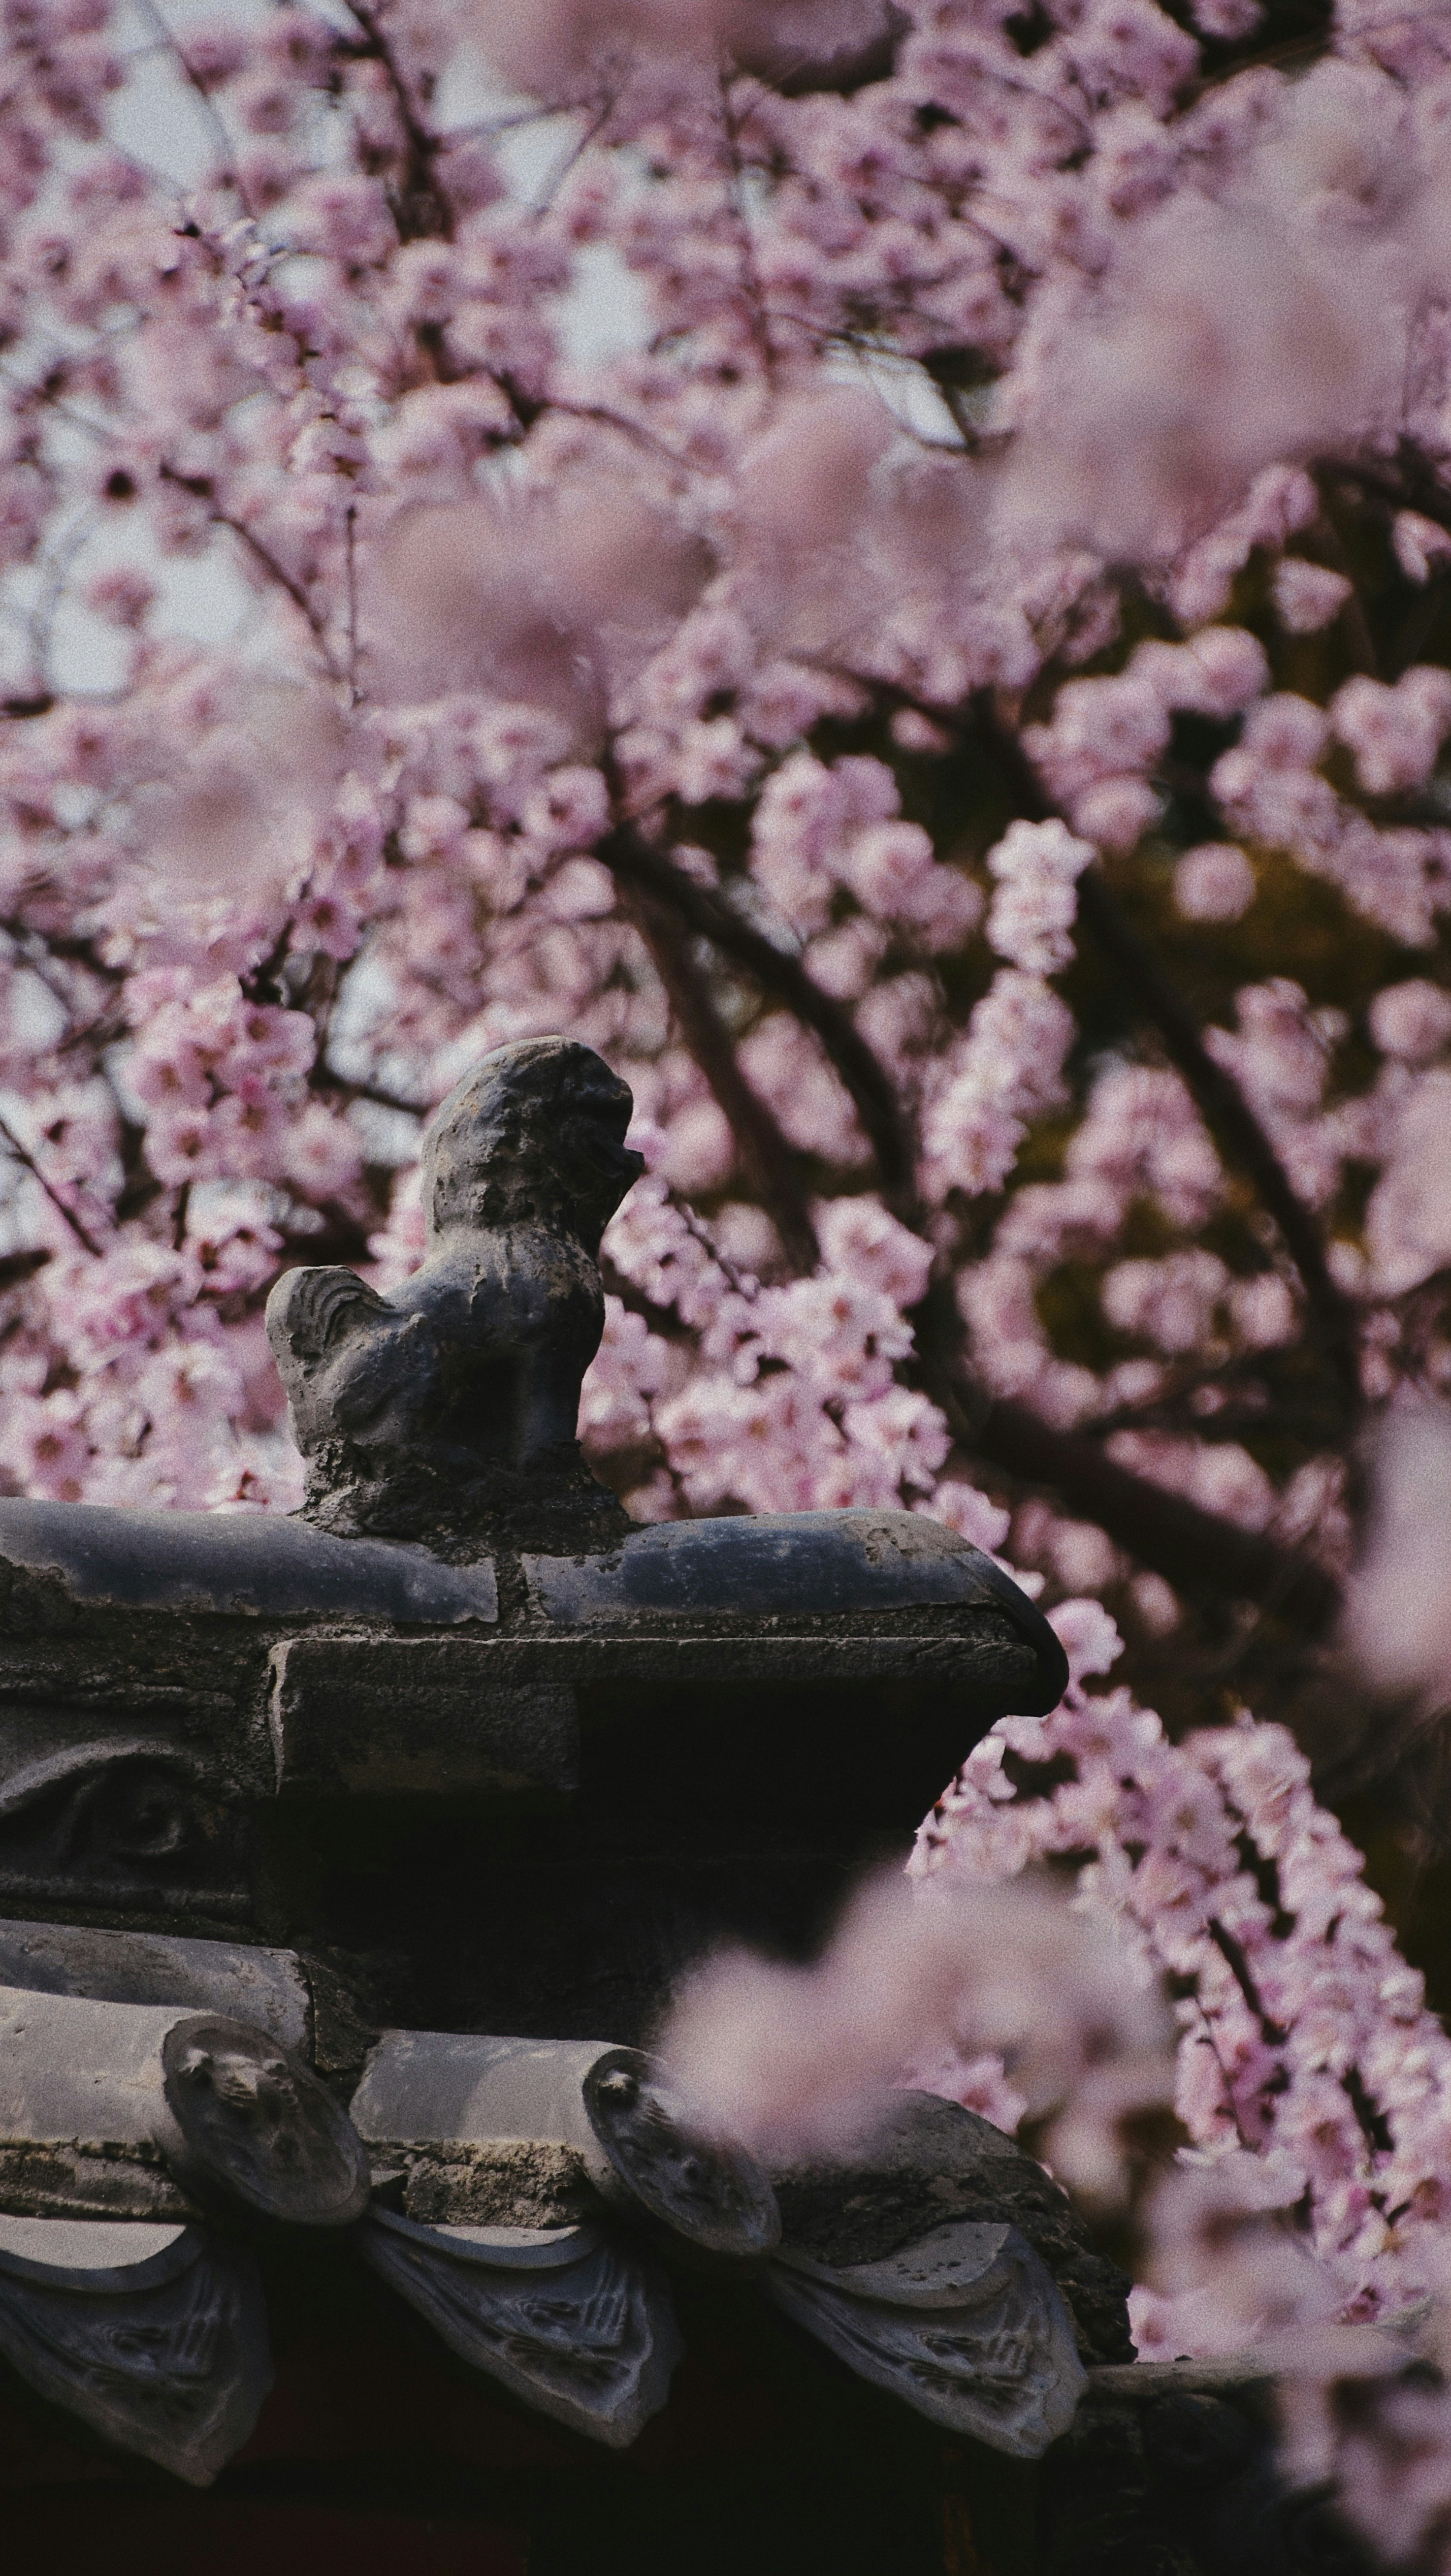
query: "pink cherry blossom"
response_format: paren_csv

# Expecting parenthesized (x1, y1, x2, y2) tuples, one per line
(1174, 842, 1258, 922)
(1272, 559, 1352, 636)
(8, 8, 1451, 2504)
(986, 817, 1097, 975)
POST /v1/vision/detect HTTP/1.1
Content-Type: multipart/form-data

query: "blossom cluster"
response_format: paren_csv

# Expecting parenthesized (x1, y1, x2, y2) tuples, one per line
(918, 1608, 1451, 2358)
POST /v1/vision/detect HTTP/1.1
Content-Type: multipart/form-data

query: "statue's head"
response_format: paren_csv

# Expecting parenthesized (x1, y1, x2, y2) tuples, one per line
(422, 1037, 644, 1250)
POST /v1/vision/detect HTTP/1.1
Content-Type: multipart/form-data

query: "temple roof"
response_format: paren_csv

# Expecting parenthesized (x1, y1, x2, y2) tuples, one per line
(0, 1919, 1118, 2482)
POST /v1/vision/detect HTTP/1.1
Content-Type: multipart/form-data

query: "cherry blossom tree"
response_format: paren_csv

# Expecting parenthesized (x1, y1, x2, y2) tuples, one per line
(11, 0, 1451, 2500)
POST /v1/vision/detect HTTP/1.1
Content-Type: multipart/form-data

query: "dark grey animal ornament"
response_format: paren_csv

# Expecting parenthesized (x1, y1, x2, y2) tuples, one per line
(265, 1037, 644, 1550)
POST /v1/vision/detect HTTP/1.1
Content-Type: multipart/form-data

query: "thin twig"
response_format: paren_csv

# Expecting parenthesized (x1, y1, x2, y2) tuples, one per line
(162, 471, 343, 679)
(0, 1113, 104, 1256)
(666, 1185, 757, 1299)
(1207, 1916, 1288, 2045)
(127, 0, 245, 199)
(531, 88, 620, 218)
(344, 501, 359, 707)
(26, 509, 97, 698)
(0, 362, 110, 444)
(548, 400, 696, 473)
(216, 511, 340, 675)
(439, 101, 597, 143)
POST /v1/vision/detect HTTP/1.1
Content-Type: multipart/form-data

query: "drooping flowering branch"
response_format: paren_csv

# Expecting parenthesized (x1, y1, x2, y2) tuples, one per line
(917, 1605, 1451, 2355)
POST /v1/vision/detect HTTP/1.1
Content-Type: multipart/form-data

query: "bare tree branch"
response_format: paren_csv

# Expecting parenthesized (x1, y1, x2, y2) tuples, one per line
(978, 693, 1363, 1410)
(621, 877, 819, 1272)
(971, 1390, 1340, 1630)
(599, 817, 917, 1211)
(336, 0, 453, 241)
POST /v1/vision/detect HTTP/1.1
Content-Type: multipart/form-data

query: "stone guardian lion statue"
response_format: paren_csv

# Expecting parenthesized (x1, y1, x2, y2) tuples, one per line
(265, 1037, 644, 1552)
